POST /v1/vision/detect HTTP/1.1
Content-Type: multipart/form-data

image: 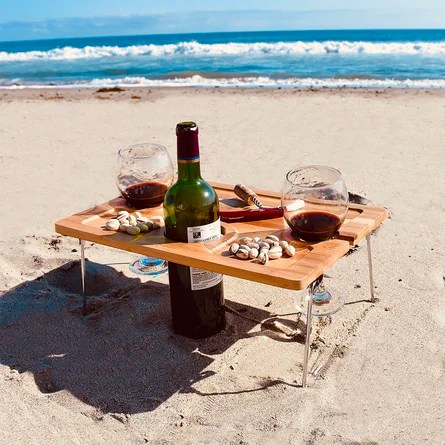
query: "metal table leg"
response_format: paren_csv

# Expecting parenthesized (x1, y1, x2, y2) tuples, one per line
(302, 284, 314, 388)
(366, 234, 376, 303)
(79, 239, 87, 314)
(300, 234, 376, 387)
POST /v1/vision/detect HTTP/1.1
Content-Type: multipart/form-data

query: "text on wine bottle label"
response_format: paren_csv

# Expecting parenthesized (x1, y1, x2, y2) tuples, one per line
(187, 219, 223, 290)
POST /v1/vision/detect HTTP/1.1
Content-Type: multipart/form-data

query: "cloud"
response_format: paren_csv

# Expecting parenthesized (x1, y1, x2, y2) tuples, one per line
(0, 9, 444, 42)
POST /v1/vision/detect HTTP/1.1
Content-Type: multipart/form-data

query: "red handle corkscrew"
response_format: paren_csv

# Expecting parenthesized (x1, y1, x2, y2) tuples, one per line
(220, 207, 283, 223)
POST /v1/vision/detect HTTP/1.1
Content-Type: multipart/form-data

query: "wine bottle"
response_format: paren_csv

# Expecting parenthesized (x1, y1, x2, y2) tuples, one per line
(163, 122, 225, 338)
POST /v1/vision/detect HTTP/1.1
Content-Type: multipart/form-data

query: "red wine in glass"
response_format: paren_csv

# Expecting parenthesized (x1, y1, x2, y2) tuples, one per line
(121, 181, 169, 275)
(281, 165, 349, 317)
(122, 181, 169, 208)
(289, 211, 342, 242)
(115, 142, 174, 275)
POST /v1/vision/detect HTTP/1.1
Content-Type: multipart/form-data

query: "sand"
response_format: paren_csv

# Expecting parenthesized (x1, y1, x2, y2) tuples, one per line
(0, 87, 444, 444)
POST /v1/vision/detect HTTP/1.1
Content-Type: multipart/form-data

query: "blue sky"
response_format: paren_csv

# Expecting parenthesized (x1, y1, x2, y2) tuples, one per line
(1, 0, 445, 41)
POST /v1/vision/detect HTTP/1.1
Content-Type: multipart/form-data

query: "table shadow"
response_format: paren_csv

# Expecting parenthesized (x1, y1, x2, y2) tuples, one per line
(0, 260, 282, 414)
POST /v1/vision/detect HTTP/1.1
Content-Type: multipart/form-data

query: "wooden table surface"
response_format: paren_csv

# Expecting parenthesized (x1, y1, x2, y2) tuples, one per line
(55, 183, 388, 290)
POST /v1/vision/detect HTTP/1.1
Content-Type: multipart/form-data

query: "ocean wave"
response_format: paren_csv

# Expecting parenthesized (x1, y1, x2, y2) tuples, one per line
(2, 40, 445, 61)
(2, 75, 445, 89)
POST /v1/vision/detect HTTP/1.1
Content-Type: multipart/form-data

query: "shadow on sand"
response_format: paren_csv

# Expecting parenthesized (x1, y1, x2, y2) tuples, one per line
(0, 260, 299, 414)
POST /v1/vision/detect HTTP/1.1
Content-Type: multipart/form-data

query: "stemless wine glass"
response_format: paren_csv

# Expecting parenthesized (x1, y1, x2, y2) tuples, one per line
(281, 165, 348, 316)
(115, 143, 174, 276)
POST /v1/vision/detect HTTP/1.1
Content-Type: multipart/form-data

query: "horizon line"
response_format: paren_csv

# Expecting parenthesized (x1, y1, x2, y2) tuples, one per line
(1, 27, 445, 45)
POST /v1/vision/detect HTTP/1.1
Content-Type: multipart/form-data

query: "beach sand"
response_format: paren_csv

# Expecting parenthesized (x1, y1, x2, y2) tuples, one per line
(0, 87, 444, 444)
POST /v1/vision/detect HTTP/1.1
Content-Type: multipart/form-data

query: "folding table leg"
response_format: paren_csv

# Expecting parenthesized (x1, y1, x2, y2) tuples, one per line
(302, 284, 314, 388)
(79, 239, 87, 314)
(366, 234, 376, 303)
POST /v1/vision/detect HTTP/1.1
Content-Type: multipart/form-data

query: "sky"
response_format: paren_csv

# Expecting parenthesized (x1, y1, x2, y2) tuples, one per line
(1, 0, 445, 41)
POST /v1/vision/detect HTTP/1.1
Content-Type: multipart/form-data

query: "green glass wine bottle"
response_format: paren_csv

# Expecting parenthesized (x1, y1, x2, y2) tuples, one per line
(163, 122, 225, 338)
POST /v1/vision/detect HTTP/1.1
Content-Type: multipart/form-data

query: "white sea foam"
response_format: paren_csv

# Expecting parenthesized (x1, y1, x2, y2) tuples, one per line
(1, 40, 445, 61)
(2, 75, 445, 89)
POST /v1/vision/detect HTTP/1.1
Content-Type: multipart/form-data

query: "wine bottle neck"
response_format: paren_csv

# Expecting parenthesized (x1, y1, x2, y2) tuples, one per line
(177, 126, 201, 179)
(178, 160, 201, 179)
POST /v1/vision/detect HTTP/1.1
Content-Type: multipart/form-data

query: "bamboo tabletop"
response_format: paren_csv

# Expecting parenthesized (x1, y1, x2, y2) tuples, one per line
(55, 183, 388, 290)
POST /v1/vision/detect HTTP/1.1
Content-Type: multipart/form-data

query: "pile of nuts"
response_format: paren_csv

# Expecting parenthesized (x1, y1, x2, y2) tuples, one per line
(104, 210, 162, 236)
(228, 235, 295, 265)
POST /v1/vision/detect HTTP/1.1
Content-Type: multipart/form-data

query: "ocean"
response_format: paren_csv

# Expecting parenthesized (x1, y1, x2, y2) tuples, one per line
(1, 29, 445, 89)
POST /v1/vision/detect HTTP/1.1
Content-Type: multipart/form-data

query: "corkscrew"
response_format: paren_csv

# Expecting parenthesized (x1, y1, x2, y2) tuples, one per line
(219, 207, 283, 222)
(219, 183, 283, 223)
(234, 183, 264, 209)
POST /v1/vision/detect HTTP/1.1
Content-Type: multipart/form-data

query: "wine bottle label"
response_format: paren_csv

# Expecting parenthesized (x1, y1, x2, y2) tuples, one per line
(189, 268, 223, 291)
(186, 219, 221, 243)
(187, 219, 223, 290)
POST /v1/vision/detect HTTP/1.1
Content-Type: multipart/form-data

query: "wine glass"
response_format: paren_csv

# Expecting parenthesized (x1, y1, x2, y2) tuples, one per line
(281, 165, 348, 316)
(115, 143, 174, 275)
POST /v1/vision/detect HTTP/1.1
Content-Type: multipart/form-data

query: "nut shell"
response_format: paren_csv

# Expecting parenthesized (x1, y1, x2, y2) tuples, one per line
(257, 251, 269, 265)
(268, 246, 283, 259)
(264, 239, 275, 247)
(105, 219, 120, 231)
(126, 226, 141, 236)
(228, 234, 294, 264)
(249, 248, 259, 259)
(229, 243, 240, 255)
(236, 248, 250, 260)
(279, 240, 289, 249)
(136, 222, 149, 233)
(284, 245, 296, 257)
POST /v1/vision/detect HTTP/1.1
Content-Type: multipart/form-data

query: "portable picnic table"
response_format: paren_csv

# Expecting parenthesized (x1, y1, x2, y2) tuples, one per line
(55, 182, 388, 387)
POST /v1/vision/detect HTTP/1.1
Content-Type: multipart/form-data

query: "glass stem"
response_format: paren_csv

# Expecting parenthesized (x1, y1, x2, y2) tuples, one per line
(312, 275, 332, 305)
